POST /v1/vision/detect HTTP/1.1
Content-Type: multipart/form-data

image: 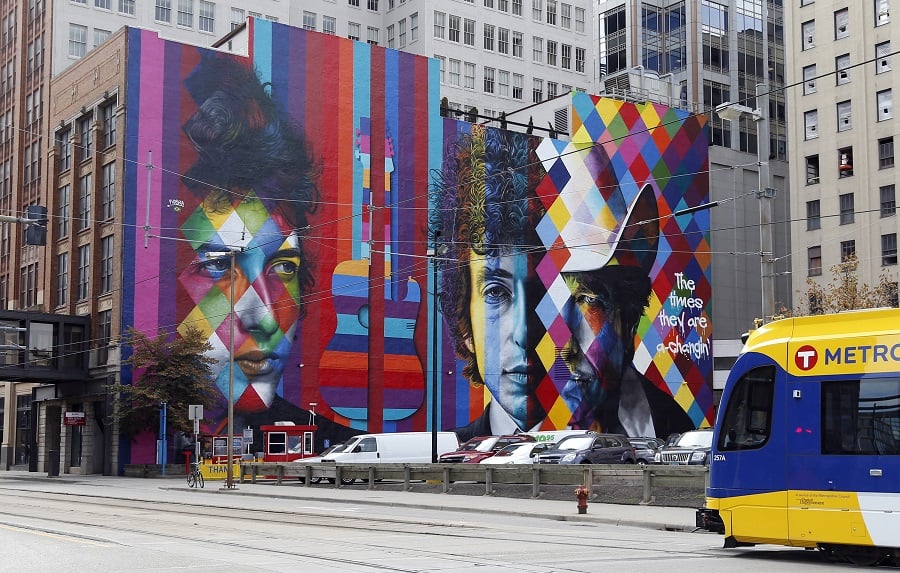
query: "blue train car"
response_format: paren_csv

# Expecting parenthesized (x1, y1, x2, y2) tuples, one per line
(698, 309, 900, 565)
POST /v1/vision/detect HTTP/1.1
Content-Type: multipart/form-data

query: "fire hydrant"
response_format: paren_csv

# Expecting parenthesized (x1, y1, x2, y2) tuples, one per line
(575, 485, 590, 514)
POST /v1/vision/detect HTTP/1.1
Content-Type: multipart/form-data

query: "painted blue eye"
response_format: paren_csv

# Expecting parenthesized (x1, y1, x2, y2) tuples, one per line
(198, 256, 230, 280)
(358, 304, 369, 329)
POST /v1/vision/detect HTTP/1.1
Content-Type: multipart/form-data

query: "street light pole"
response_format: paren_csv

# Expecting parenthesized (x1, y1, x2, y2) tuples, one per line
(755, 82, 775, 323)
(428, 232, 442, 464)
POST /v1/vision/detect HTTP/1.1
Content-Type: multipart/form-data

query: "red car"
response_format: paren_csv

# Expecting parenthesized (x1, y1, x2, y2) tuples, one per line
(438, 435, 535, 463)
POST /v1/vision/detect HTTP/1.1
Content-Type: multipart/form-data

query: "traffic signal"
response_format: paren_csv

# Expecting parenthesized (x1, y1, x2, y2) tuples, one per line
(24, 205, 47, 246)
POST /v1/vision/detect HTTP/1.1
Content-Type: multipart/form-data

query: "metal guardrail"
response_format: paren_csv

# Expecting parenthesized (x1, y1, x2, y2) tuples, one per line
(239, 462, 708, 504)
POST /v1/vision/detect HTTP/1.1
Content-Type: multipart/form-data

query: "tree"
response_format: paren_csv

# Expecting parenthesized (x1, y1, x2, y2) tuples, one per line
(797, 254, 897, 315)
(111, 326, 219, 438)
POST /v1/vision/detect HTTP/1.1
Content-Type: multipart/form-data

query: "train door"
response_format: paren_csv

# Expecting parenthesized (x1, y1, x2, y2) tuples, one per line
(713, 362, 788, 542)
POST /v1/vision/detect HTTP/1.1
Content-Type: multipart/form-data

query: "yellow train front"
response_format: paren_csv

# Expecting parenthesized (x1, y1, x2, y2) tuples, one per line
(698, 309, 900, 566)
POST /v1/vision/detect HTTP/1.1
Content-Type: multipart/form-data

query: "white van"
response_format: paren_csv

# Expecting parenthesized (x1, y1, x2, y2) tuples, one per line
(321, 432, 459, 464)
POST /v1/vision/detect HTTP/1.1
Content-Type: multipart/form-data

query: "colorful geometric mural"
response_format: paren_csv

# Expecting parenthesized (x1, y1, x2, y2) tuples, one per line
(122, 20, 710, 461)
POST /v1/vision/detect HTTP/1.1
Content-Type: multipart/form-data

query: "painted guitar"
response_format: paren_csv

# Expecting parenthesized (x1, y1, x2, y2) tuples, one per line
(319, 118, 424, 425)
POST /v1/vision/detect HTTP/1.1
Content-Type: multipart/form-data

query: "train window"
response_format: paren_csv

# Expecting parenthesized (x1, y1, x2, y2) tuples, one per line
(822, 379, 900, 455)
(718, 366, 775, 451)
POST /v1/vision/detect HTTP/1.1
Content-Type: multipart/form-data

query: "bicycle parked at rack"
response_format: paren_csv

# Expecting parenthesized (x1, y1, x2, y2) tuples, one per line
(187, 461, 204, 488)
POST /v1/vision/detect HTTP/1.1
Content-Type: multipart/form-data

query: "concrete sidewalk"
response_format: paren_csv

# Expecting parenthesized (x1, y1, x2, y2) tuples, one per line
(0, 470, 701, 533)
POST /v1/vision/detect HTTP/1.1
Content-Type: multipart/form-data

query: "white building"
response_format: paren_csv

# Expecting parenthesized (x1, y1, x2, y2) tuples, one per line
(785, 1, 898, 308)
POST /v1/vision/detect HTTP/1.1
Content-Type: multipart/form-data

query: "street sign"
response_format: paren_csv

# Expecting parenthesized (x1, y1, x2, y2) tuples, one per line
(242, 428, 253, 444)
(188, 404, 203, 420)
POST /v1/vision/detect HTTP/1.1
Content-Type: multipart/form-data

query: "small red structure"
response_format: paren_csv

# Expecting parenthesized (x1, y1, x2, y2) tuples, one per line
(260, 422, 318, 462)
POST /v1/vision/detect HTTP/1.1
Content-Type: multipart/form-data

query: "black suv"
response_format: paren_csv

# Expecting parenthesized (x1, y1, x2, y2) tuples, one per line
(653, 428, 713, 465)
(536, 432, 636, 464)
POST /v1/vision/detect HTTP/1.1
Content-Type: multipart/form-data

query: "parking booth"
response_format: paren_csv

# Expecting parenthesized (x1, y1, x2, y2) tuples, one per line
(260, 422, 317, 462)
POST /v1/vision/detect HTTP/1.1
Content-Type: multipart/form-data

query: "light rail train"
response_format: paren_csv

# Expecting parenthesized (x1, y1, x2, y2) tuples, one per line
(697, 308, 900, 566)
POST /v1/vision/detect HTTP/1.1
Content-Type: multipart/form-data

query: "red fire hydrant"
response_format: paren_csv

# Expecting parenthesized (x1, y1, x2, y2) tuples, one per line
(575, 485, 590, 514)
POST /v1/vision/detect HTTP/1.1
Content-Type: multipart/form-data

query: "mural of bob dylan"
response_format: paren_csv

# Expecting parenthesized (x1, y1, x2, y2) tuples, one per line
(435, 124, 693, 442)
(176, 55, 361, 451)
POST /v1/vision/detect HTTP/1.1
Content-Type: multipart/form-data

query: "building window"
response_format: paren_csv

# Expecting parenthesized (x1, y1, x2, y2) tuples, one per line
(834, 8, 849, 39)
(512, 0, 522, 16)
(199, 1, 214, 32)
(880, 137, 895, 169)
(532, 37, 543, 63)
(840, 240, 856, 261)
(532, 78, 543, 103)
(100, 236, 114, 293)
(119, 0, 135, 14)
(97, 310, 111, 364)
(231, 7, 244, 30)
(876, 0, 890, 25)
(512, 31, 523, 58)
(463, 18, 475, 46)
(483, 66, 495, 93)
(348, 22, 360, 41)
(532, 0, 542, 21)
(561, 3, 571, 28)
(387, 24, 395, 48)
(575, 6, 584, 31)
(56, 252, 68, 306)
(547, 81, 558, 98)
(94, 29, 110, 48)
(58, 129, 72, 172)
(323, 16, 336, 35)
(177, 0, 193, 27)
(410, 12, 418, 41)
(95, 0, 111, 9)
(155, 0, 171, 22)
(498, 28, 509, 54)
(877, 89, 893, 121)
(369, 26, 380, 45)
(464, 62, 475, 89)
(881, 184, 896, 217)
(101, 162, 115, 220)
(839, 193, 854, 225)
(805, 155, 819, 184)
(434, 11, 445, 38)
(804, 109, 818, 140)
(367, 0, 378, 10)
(483, 23, 494, 51)
(69, 24, 87, 58)
(838, 146, 854, 177)
(513, 73, 523, 100)
(448, 15, 460, 42)
(546, 0, 556, 24)
(806, 200, 821, 230)
(79, 114, 93, 161)
(57, 184, 70, 238)
(876, 41, 891, 73)
(803, 64, 816, 94)
(802, 20, 815, 50)
(575, 47, 585, 73)
(883, 234, 898, 266)
(835, 53, 850, 84)
(348, 0, 359, 6)
(808, 246, 822, 276)
(546, 40, 557, 66)
(79, 173, 92, 230)
(101, 101, 116, 149)
(498, 0, 508, 11)
(19, 262, 37, 309)
(78, 245, 90, 301)
(561, 44, 572, 69)
(498, 69, 509, 97)
(836, 100, 851, 132)
(448, 58, 460, 86)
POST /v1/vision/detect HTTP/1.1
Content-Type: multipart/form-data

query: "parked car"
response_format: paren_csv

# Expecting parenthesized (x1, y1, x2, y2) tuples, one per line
(628, 437, 664, 466)
(479, 442, 557, 464)
(654, 428, 714, 465)
(439, 435, 534, 463)
(536, 433, 636, 465)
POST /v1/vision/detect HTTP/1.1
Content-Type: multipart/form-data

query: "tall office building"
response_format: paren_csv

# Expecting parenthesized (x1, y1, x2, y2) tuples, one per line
(785, 2, 898, 307)
(594, 0, 792, 398)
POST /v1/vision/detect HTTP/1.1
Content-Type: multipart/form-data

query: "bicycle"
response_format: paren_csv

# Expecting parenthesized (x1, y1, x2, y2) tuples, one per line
(187, 461, 204, 489)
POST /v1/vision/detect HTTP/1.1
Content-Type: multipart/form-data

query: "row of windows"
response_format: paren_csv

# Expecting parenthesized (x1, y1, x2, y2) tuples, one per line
(57, 103, 117, 171)
(803, 90, 893, 140)
(804, 138, 894, 187)
(435, 57, 581, 102)
(229, 9, 279, 32)
(806, 183, 897, 231)
(801, 2, 891, 51)
(801, 42, 891, 96)
(152, 0, 216, 32)
(55, 235, 114, 306)
(808, 233, 898, 278)
(71, 0, 134, 17)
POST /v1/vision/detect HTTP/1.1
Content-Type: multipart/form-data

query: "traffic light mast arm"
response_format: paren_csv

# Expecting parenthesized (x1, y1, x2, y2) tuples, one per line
(1, 206, 49, 246)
